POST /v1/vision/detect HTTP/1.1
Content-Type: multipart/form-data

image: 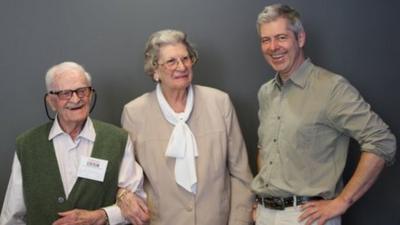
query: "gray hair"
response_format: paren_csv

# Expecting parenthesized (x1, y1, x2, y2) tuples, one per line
(45, 61, 92, 91)
(256, 4, 304, 37)
(144, 29, 198, 78)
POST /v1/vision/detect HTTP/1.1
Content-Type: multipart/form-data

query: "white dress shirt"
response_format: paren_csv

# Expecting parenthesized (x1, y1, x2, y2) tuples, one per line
(0, 118, 145, 225)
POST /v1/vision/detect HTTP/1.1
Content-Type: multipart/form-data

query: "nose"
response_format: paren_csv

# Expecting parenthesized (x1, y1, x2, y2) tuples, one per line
(268, 39, 279, 51)
(69, 91, 81, 103)
(175, 59, 187, 70)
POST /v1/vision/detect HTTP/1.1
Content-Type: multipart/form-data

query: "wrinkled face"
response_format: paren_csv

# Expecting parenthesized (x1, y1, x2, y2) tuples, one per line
(260, 17, 305, 79)
(154, 43, 193, 92)
(46, 69, 92, 128)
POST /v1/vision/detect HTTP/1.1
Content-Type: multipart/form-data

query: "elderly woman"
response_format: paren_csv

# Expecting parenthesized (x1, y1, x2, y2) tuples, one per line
(119, 29, 254, 225)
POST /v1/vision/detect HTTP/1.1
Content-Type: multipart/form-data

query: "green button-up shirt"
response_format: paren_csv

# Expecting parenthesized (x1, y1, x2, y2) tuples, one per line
(251, 59, 396, 199)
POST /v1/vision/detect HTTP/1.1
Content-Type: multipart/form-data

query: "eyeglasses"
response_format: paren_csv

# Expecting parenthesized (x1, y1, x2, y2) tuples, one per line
(49, 86, 92, 100)
(158, 55, 193, 70)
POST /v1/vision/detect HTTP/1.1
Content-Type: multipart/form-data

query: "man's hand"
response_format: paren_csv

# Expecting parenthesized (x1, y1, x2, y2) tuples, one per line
(299, 198, 349, 225)
(117, 189, 150, 225)
(252, 203, 258, 222)
(52, 209, 108, 225)
(299, 152, 386, 225)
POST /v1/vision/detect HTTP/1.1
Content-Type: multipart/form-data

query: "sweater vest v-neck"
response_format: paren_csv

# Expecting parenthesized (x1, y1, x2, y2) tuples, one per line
(16, 119, 127, 225)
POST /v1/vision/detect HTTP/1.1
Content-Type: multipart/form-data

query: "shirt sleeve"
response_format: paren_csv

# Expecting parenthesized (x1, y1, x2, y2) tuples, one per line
(326, 77, 396, 164)
(0, 153, 27, 225)
(103, 137, 145, 225)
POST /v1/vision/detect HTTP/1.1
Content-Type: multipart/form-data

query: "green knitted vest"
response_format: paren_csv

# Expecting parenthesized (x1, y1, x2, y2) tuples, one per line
(16, 119, 127, 225)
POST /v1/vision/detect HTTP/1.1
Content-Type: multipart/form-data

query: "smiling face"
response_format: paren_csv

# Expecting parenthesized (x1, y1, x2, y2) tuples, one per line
(154, 43, 193, 93)
(46, 69, 92, 130)
(260, 17, 306, 80)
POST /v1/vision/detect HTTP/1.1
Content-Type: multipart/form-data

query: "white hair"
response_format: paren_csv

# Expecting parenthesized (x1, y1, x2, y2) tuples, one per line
(144, 29, 198, 78)
(45, 61, 92, 91)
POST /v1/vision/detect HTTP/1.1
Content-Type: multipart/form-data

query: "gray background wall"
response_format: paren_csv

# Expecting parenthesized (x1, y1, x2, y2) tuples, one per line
(0, 0, 399, 224)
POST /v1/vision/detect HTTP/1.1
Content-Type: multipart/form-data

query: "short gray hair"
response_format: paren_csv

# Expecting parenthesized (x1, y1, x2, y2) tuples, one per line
(257, 4, 304, 37)
(45, 61, 92, 91)
(144, 29, 198, 78)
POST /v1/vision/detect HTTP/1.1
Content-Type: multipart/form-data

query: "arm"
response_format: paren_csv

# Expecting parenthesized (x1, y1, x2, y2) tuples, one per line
(118, 111, 150, 225)
(252, 150, 262, 222)
(114, 137, 149, 225)
(299, 152, 385, 225)
(105, 137, 148, 225)
(0, 153, 27, 225)
(107, 136, 148, 224)
(52, 209, 108, 225)
(336, 152, 384, 207)
(300, 77, 396, 225)
(225, 96, 254, 225)
(116, 188, 149, 225)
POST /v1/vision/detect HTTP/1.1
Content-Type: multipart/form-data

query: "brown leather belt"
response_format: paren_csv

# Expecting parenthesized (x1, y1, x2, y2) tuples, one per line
(256, 195, 323, 210)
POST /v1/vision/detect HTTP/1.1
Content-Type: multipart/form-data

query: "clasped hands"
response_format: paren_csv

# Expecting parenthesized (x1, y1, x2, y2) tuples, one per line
(117, 188, 150, 225)
(52, 189, 150, 225)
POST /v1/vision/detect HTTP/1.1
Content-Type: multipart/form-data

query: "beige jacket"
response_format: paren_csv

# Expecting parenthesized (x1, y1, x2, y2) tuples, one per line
(121, 85, 254, 225)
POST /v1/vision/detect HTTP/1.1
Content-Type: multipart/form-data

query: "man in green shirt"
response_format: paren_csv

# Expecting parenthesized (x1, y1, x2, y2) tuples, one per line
(251, 4, 396, 225)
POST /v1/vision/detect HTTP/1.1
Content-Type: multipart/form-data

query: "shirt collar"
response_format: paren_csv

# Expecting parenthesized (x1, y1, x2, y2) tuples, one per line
(273, 58, 313, 89)
(48, 116, 96, 142)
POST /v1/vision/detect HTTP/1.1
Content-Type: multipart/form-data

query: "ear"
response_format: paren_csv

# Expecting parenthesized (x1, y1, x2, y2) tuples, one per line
(46, 95, 57, 111)
(297, 31, 306, 48)
(154, 72, 160, 82)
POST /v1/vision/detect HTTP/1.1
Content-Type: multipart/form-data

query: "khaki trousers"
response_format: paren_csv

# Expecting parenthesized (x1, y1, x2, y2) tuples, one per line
(256, 204, 341, 225)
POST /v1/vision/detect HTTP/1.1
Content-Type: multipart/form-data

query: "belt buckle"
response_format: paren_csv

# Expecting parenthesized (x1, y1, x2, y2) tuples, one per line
(271, 198, 285, 210)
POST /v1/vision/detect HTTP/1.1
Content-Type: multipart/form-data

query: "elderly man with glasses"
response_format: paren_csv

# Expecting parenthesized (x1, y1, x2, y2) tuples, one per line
(0, 62, 149, 225)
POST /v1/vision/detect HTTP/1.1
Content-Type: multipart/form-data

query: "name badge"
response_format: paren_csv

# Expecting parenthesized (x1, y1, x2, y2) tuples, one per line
(77, 156, 108, 182)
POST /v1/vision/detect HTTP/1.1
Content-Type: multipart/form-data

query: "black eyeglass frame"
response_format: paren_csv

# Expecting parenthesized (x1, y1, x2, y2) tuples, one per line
(48, 86, 93, 100)
(44, 87, 97, 120)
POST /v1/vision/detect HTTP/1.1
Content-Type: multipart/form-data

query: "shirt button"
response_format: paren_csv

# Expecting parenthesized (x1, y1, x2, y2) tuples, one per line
(57, 197, 65, 203)
(273, 139, 277, 142)
(266, 184, 269, 187)
(269, 161, 273, 165)
(277, 116, 281, 120)
(186, 206, 193, 211)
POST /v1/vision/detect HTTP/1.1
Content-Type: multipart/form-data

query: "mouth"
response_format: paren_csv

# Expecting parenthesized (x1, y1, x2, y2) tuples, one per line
(66, 104, 85, 111)
(173, 73, 189, 79)
(269, 52, 286, 62)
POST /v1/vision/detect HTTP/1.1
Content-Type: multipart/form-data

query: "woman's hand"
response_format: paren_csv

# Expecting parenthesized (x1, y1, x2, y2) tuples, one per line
(117, 188, 150, 225)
